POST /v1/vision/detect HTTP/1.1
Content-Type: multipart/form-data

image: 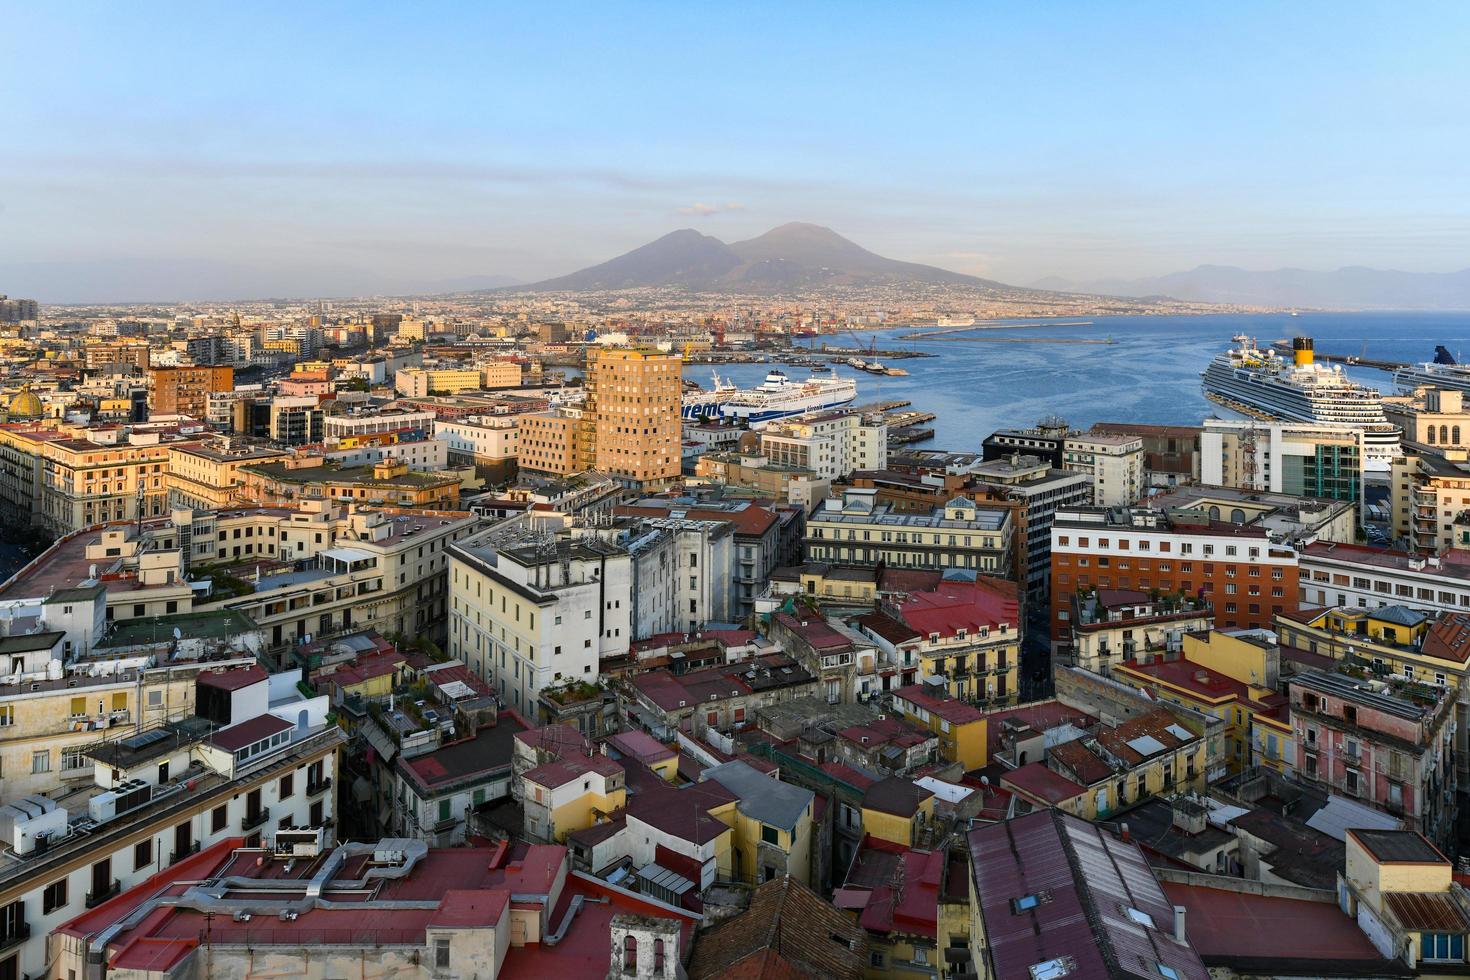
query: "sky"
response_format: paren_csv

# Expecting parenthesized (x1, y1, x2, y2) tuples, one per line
(4, 2, 1470, 302)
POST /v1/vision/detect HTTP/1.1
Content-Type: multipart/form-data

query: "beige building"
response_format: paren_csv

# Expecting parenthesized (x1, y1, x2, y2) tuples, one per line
(760, 408, 886, 481)
(166, 441, 292, 510)
(479, 360, 524, 389)
(1201, 418, 1364, 506)
(394, 368, 483, 398)
(1391, 447, 1470, 553)
(806, 488, 1013, 576)
(582, 348, 682, 487)
(517, 409, 584, 476)
(1385, 386, 1470, 450)
(1064, 431, 1144, 507)
(26, 430, 197, 534)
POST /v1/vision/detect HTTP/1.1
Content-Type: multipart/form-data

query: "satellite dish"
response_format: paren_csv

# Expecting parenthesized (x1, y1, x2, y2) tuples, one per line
(173, 628, 182, 641)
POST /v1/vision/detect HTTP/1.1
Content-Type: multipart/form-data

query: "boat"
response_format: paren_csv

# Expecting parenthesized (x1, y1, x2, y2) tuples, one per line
(1393, 347, 1470, 393)
(810, 364, 832, 373)
(846, 357, 869, 370)
(859, 361, 888, 375)
(682, 369, 857, 427)
(937, 316, 976, 327)
(1201, 335, 1401, 472)
(883, 366, 909, 377)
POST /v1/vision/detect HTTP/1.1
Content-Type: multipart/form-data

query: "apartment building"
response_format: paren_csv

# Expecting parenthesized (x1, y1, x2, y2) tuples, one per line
(165, 440, 291, 510)
(619, 517, 736, 638)
(1065, 587, 1214, 675)
(1391, 446, 1470, 553)
(28, 430, 195, 534)
(582, 348, 682, 488)
(0, 673, 342, 980)
(1050, 506, 1300, 650)
(434, 415, 519, 467)
(323, 409, 437, 441)
(1201, 418, 1365, 505)
(1063, 431, 1144, 507)
(238, 458, 461, 509)
(1385, 385, 1470, 450)
(759, 408, 886, 481)
(148, 365, 234, 419)
(1298, 539, 1470, 613)
(876, 577, 1022, 705)
(806, 487, 1013, 577)
(963, 454, 1093, 598)
(517, 409, 584, 476)
(394, 367, 483, 398)
(448, 525, 631, 716)
(1112, 628, 1290, 776)
(1293, 669, 1456, 847)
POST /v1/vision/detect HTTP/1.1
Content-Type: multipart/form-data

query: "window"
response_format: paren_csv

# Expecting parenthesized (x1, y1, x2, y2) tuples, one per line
(62, 746, 86, 772)
(32, 750, 50, 774)
(1156, 965, 1182, 980)
(435, 937, 451, 970)
(43, 878, 68, 914)
(1421, 932, 1465, 962)
(1012, 892, 1049, 913)
(212, 805, 227, 833)
(438, 799, 452, 822)
(134, 838, 152, 871)
(871, 951, 886, 968)
(623, 934, 638, 972)
(0, 706, 10, 726)
(1029, 957, 1075, 980)
(1123, 906, 1156, 929)
(279, 773, 294, 799)
(761, 824, 780, 845)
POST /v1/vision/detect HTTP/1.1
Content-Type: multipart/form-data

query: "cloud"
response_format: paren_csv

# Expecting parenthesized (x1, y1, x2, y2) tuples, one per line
(676, 201, 746, 216)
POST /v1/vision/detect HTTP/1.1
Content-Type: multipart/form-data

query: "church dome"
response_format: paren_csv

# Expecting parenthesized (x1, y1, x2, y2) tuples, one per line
(7, 388, 42, 418)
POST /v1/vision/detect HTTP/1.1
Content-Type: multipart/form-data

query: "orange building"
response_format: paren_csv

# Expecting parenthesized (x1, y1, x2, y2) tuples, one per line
(518, 410, 584, 477)
(149, 365, 234, 418)
(582, 348, 681, 487)
(1049, 506, 1300, 650)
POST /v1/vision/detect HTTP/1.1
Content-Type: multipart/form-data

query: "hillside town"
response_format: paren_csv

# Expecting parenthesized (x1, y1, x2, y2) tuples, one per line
(0, 295, 1469, 980)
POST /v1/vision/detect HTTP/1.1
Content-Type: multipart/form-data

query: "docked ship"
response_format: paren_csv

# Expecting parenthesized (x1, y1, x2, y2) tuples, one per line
(682, 369, 857, 427)
(1393, 346, 1470, 393)
(1201, 336, 1402, 471)
(937, 315, 976, 327)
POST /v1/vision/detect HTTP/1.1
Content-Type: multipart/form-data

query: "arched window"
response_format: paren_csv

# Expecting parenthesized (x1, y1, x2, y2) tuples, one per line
(1208, 506, 1221, 520)
(1429, 425, 1437, 443)
(1455, 426, 1462, 444)
(1230, 508, 1246, 523)
(654, 938, 666, 973)
(1441, 425, 1450, 444)
(624, 935, 638, 972)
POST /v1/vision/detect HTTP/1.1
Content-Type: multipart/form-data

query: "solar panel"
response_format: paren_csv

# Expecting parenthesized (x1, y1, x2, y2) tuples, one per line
(120, 729, 169, 751)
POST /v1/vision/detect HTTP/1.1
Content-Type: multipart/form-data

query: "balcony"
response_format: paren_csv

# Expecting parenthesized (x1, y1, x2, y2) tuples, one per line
(86, 879, 121, 908)
(0, 923, 30, 954)
(241, 807, 271, 832)
(307, 776, 333, 797)
(170, 841, 201, 864)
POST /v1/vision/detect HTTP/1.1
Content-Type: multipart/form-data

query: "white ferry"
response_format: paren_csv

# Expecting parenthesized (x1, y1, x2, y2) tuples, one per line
(1393, 347, 1470, 393)
(1201, 335, 1402, 472)
(682, 369, 857, 427)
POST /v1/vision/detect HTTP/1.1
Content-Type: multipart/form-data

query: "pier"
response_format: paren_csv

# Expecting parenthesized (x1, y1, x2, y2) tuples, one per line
(908, 335, 1115, 345)
(899, 319, 1094, 340)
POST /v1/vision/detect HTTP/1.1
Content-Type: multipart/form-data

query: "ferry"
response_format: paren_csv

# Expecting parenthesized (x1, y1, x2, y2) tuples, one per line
(1201, 335, 1402, 472)
(937, 316, 976, 327)
(1393, 347, 1470, 394)
(682, 369, 857, 427)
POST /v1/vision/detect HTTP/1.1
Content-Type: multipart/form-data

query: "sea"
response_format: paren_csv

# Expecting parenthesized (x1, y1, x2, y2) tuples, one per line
(685, 311, 1470, 448)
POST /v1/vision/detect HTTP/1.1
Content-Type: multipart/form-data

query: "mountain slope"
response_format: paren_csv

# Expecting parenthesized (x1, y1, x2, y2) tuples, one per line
(520, 229, 741, 291)
(513, 223, 1021, 293)
(1034, 265, 1470, 309)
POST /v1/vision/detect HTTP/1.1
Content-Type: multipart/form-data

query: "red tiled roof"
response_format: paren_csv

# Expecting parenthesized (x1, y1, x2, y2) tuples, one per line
(210, 714, 293, 752)
(894, 578, 1018, 639)
(1422, 613, 1470, 664)
(1163, 882, 1389, 965)
(1002, 761, 1086, 804)
(892, 684, 984, 724)
(196, 666, 268, 691)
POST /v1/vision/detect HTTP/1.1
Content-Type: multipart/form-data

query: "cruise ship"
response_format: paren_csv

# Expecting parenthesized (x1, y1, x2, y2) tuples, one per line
(1201, 336, 1402, 471)
(1393, 347, 1470, 393)
(682, 369, 857, 427)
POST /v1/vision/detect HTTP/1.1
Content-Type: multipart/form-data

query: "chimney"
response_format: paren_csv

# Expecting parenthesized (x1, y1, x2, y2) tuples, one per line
(1172, 906, 1186, 944)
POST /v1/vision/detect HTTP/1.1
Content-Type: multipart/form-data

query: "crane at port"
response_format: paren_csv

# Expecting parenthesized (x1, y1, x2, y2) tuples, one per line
(843, 325, 877, 356)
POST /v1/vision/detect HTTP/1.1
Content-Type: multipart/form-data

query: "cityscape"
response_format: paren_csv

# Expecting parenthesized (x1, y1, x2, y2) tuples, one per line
(6, 5, 1470, 980)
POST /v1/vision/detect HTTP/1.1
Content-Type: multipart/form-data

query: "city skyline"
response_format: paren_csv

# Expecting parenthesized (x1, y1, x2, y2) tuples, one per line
(5, 3, 1470, 301)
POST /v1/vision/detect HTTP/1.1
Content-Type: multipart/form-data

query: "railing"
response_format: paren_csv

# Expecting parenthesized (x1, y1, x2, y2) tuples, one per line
(0, 923, 30, 953)
(241, 807, 271, 832)
(86, 879, 122, 908)
(307, 776, 333, 796)
(170, 841, 201, 864)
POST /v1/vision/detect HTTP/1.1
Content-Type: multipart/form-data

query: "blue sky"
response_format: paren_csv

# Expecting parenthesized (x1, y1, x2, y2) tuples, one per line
(3, 2, 1469, 300)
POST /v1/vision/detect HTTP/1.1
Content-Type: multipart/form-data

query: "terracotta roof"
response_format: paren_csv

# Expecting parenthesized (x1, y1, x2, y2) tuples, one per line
(688, 876, 867, 980)
(1422, 613, 1470, 664)
(209, 714, 293, 752)
(1001, 762, 1086, 804)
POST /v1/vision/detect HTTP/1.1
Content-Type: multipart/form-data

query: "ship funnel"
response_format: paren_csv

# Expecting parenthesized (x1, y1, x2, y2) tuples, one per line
(1292, 336, 1314, 367)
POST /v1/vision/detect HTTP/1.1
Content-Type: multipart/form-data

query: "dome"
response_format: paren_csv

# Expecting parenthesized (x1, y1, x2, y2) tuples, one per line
(7, 389, 42, 418)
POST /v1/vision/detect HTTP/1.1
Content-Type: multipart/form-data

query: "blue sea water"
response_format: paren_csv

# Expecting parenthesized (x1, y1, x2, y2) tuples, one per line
(685, 311, 1470, 448)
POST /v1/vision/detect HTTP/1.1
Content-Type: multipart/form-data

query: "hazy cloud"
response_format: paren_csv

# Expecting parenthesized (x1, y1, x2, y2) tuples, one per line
(676, 202, 746, 217)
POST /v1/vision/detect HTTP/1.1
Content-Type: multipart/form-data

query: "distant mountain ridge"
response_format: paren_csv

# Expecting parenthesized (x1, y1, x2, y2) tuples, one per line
(510, 222, 1026, 293)
(1032, 265, 1470, 310)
